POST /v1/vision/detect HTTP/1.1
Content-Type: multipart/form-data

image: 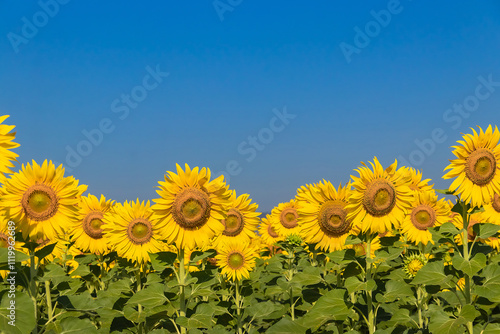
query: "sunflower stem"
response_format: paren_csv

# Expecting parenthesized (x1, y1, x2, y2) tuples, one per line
(460, 201, 475, 333)
(287, 253, 295, 321)
(178, 248, 187, 334)
(365, 234, 375, 334)
(45, 280, 53, 324)
(417, 285, 423, 329)
(29, 248, 39, 334)
(136, 265, 145, 334)
(235, 279, 243, 334)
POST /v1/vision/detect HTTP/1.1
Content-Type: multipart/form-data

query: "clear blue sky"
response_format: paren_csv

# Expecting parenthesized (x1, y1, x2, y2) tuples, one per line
(1, 1, 500, 212)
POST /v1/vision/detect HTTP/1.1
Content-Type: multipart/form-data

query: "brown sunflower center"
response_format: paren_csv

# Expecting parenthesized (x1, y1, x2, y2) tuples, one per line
(21, 184, 59, 221)
(127, 218, 153, 245)
(492, 194, 500, 213)
(228, 252, 244, 269)
(222, 208, 244, 237)
(410, 205, 436, 230)
(280, 208, 298, 229)
(172, 187, 211, 230)
(82, 212, 104, 239)
(465, 148, 496, 186)
(267, 224, 279, 238)
(363, 179, 396, 217)
(318, 201, 351, 237)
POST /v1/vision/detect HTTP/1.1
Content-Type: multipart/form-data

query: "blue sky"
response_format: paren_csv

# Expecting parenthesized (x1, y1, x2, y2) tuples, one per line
(1, 1, 499, 212)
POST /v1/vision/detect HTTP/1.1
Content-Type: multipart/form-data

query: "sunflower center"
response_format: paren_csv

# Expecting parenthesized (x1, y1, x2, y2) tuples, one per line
(465, 149, 496, 186)
(363, 180, 396, 217)
(22, 184, 59, 221)
(318, 201, 351, 237)
(172, 187, 211, 230)
(410, 205, 436, 230)
(280, 208, 298, 229)
(228, 252, 244, 270)
(82, 212, 104, 239)
(127, 218, 153, 245)
(222, 209, 244, 237)
(267, 224, 279, 238)
(492, 194, 500, 213)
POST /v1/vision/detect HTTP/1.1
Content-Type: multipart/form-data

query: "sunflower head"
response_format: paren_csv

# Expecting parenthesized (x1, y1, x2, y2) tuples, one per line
(0, 160, 87, 242)
(456, 277, 466, 291)
(403, 253, 428, 278)
(215, 241, 257, 281)
(346, 157, 413, 234)
(444, 125, 500, 207)
(152, 164, 232, 250)
(258, 214, 283, 246)
(0, 115, 20, 175)
(402, 167, 434, 193)
(270, 200, 302, 237)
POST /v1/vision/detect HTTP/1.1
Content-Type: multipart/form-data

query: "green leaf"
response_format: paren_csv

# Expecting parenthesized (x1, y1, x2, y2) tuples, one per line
(0, 247, 30, 264)
(452, 253, 487, 277)
(292, 272, 322, 287)
(58, 317, 99, 333)
(377, 280, 413, 303)
(483, 323, 500, 334)
(126, 283, 167, 308)
(412, 261, 452, 286)
(427, 305, 466, 334)
(43, 263, 72, 286)
(344, 276, 376, 294)
(439, 222, 461, 236)
(475, 265, 500, 302)
(0, 291, 36, 334)
(458, 304, 477, 322)
(344, 235, 362, 246)
(176, 314, 213, 330)
(267, 317, 307, 334)
(297, 289, 350, 330)
(245, 300, 278, 319)
(190, 249, 216, 263)
(149, 251, 177, 271)
(473, 223, 500, 239)
(34, 242, 57, 260)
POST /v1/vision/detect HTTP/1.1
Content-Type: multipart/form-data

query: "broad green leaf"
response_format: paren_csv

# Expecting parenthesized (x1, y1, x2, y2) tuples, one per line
(344, 276, 376, 294)
(43, 263, 72, 286)
(176, 314, 213, 330)
(458, 304, 477, 322)
(452, 253, 486, 277)
(297, 289, 350, 330)
(436, 189, 455, 195)
(149, 251, 177, 271)
(58, 317, 99, 333)
(267, 317, 307, 334)
(190, 249, 216, 263)
(0, 291, 36, 334)
(483, 323, 500, 334)
(292, 272, 322, 287)
(475, 264, 500, 302)
(427, 305, 466, 334)
(473, 223, 500, 239)
(0, 247, 30, 264)
(377, 280, 413, 303)
(439, 222, 461, 236)
(245, 300, 278, 319)
(126, 283, 167, 308)
(412, 261, 452, 286)
(34, 242, 57, 260)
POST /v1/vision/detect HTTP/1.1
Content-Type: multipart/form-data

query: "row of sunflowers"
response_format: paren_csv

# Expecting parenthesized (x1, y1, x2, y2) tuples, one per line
(1, 115, 500, 334)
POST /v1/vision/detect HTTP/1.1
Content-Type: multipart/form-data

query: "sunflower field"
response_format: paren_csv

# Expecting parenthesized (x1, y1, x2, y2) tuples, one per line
(1, 116, 500, 334)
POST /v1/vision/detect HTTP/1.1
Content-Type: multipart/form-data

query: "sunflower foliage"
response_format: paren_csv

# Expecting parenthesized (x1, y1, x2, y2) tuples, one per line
(2, 122, 500, 333)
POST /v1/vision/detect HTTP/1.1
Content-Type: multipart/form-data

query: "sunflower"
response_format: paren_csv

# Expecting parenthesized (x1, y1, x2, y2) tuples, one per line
(403, 253, 428, 278)
(346, 157, 413, 234)
(443, 125, 500, 207)
(0, 160, 87, 241)
(0, 115, 20, 175)
(152, 164, 232, 250)
(402, 167, 434, 193)
(215, 241, 257, 281)
(400, 191, 450, 245)
(297, 180, 355, 252)
(212, 191, 261, 248)
(72, 194, 115, 255)
(103, 200, 166, 265)
(270, 199, 302, 237)
(258, 214, 283, 246)
(483, 193, 500, 225)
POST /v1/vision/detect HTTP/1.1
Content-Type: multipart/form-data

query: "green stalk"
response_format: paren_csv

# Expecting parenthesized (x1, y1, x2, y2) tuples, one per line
(29, 249, 39, 334)
(136, 265, 144, 334)
(417, 285, 423, 329)
(461, 201, 474, 334)
(45, 280, 53, 324)
(235, 279, 243, 334)
(366, 234, 375, 334)
(178, 248, 187, 334)
(287, 254, 295, 321)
